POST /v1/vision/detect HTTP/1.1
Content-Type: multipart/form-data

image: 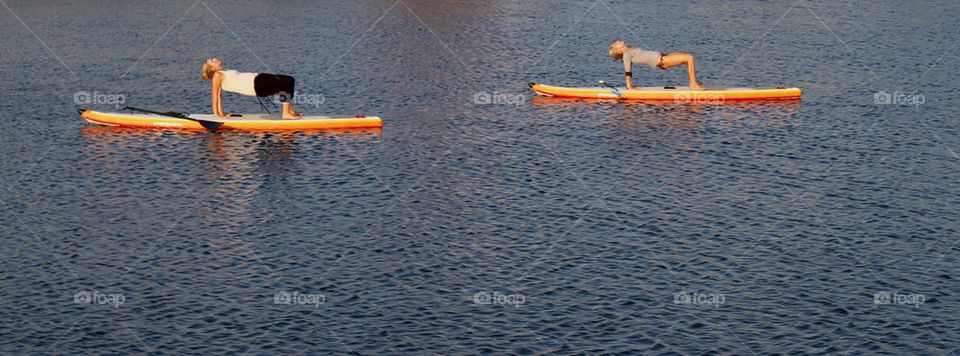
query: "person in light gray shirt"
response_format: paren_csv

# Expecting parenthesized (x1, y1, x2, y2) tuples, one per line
(608, 40, 705, 90)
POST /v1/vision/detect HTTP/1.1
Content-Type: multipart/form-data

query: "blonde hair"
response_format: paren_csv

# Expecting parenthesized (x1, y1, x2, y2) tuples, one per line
(608, 41, 624, 60)
(201, 60, 216, 81)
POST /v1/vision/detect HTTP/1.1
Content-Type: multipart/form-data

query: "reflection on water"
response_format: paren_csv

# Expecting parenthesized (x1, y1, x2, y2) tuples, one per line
(80, 127, 382, 227)
(528, 95, 802, 148)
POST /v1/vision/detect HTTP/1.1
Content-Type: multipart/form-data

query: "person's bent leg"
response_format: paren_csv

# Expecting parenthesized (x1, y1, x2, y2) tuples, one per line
(683, 54, 704, 90)
(660, 52, 704, 90)
(278, 75, 302, 119)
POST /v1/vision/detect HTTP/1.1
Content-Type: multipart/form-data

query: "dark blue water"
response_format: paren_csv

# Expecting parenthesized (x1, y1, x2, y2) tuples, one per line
(2, 0, 958, 354)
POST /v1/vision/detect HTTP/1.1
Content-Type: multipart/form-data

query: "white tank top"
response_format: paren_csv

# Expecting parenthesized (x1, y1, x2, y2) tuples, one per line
(218, 70, 258, 96)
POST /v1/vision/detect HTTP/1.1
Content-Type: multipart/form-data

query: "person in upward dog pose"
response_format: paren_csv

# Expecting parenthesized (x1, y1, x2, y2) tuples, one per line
(201, 58, 302, 119)
(607, 40, 705, 91)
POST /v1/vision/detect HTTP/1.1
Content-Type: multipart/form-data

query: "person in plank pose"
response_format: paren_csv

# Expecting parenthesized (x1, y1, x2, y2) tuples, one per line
(201, 58, 302, 119)
(608, 40, 705, 91)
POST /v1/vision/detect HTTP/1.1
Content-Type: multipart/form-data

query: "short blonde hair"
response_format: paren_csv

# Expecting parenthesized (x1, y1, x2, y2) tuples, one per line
(201, 60, 216, 81)
(608, 41, 624, 60)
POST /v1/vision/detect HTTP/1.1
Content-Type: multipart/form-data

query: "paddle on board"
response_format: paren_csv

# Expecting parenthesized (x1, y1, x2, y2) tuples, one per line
(598, 80, 624, 98)
(122, 106, 225, 131)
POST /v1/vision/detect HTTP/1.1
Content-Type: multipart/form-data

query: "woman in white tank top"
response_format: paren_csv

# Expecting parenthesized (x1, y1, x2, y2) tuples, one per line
(201, 58, 302, 119)
(608, 40, 705, 91)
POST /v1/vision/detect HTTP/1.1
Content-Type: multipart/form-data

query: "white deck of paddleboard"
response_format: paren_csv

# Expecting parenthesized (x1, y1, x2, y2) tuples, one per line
(581, 86, 789, 92)
(191, 114, 335, 122)
(102, 113, 339, 122)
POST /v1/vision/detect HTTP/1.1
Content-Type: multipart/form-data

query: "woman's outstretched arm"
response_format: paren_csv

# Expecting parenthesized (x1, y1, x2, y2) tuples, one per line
(211, 72, 226, 117)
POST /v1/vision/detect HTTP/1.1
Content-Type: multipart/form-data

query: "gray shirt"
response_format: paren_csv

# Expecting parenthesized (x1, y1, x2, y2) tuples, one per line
(623, 48, 662, 71)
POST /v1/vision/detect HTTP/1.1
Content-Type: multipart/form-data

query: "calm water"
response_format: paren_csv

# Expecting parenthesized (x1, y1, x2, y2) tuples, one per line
(2, 0, 958, 354)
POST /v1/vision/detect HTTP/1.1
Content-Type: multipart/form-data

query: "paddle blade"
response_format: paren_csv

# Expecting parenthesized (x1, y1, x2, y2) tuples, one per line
(196, 119, 224, 131)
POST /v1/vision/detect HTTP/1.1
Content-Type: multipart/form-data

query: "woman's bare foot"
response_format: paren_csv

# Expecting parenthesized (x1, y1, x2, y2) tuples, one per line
(690, 83, 705, 91)
(280, 102, 302, 119)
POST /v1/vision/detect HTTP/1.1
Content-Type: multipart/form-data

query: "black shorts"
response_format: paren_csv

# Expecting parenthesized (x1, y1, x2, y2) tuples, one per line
(254, 74, 295, 102)
(656, 53, 668, 70)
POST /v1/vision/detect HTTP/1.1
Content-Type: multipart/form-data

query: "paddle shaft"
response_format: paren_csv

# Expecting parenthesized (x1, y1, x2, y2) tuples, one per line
(122, 106, 224, 131)
(598, 81, 624, 98)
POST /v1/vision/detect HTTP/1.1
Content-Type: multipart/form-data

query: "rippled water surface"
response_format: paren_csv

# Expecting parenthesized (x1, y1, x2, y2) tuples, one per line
(2, 0, 959, 354)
